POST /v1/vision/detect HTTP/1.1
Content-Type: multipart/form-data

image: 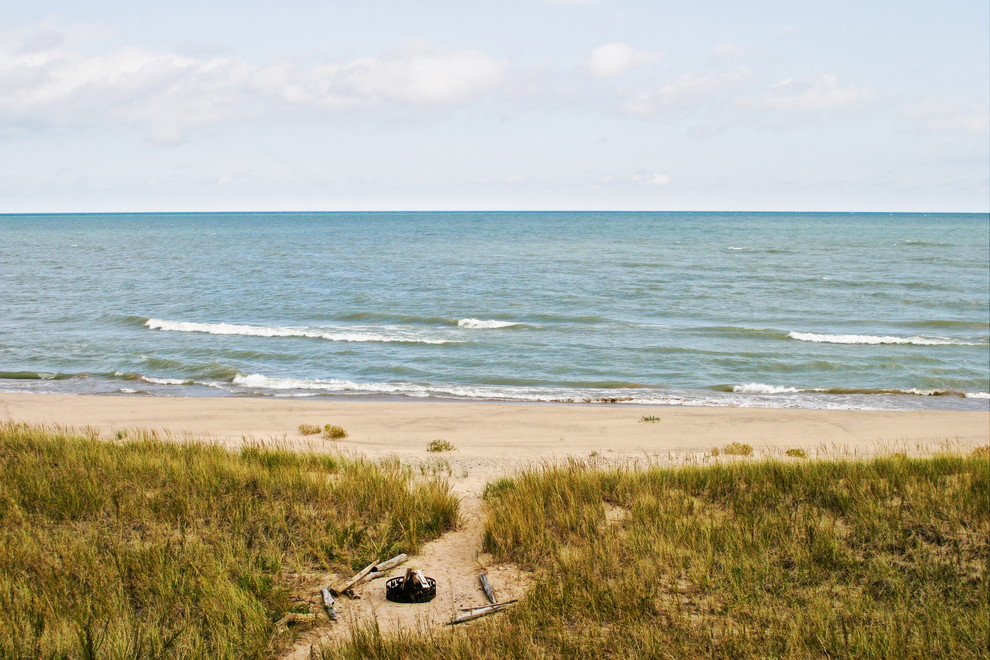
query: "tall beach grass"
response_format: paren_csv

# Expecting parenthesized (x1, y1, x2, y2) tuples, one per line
(0, 423, 458, 658)
(327, 453, 989, 659)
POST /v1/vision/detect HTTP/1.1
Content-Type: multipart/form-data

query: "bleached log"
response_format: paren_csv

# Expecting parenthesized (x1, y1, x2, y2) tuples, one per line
(374, 553, 409, 573)
(331, 558, 380, 597)
(320, 587, 338, 621)
(347, 553, 411, 591)
(479, 572, 496, 604)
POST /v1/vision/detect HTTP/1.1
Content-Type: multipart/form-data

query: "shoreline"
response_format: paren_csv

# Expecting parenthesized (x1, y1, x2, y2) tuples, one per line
(2, 393, 986, 473)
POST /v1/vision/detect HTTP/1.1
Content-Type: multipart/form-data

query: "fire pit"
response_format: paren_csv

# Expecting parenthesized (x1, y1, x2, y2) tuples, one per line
(385, 568, 437, 603)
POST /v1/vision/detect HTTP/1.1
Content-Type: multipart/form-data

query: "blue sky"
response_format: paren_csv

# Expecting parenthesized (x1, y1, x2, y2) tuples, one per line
(1, 1, 987, 212)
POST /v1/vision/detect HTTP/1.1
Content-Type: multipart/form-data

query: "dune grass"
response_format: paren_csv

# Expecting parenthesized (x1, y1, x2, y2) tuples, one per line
(0, 423, 458, 659)
(326, 453, 989, 659)
(427, 439, 456, 453)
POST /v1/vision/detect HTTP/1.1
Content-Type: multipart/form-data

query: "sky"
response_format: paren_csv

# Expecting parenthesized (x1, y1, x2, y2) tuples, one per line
(1, 1, 987, 213)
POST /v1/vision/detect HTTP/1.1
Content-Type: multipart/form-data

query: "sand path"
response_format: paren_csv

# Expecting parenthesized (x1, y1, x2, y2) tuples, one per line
(281, 460, 533, 658)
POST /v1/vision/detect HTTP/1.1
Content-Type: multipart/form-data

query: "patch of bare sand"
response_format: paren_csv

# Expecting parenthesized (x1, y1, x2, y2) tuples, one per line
(280, 458, 533, 659)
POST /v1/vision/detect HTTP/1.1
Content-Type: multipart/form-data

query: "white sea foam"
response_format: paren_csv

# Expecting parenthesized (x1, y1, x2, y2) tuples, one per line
(788, 331, 970, 346)
(457, 318, 522, 329)
(732, 383, 803, 394)
(965, 392, 990, 399)
(145, 318, 459, 344)
(142, 377, 193, 385)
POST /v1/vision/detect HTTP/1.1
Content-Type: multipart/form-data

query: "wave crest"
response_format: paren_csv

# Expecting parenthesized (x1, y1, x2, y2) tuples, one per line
(457, 318, 523, 329)
(145, 318, 460, 345)
(788, 331, 974, 346)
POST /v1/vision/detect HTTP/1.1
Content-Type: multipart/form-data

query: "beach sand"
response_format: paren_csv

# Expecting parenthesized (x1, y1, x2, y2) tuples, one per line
(1, 393, 985, 466)
(2, 393, 986, 653)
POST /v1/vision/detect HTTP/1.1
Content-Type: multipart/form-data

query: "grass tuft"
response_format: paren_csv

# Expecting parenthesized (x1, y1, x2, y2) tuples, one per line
(640, 415, 662, 423)
(426, 439, 455, 453)
(297, 424, 321, 436)
(722, 441, 754, 456)
(972, 445, 989, 458)
(322, 424, 348, 440)
(785, 447, 808, 458)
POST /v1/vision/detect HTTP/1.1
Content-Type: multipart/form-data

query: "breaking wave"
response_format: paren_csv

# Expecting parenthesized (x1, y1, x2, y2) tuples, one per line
(144, 318, 461, 345)
(788, 331, 977, 346)
(457, 318, 524, 329)
(729, 383, 971, 397)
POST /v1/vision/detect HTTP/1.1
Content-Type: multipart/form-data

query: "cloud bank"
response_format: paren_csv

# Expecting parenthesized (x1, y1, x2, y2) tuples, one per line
(0, 26, 506, 140)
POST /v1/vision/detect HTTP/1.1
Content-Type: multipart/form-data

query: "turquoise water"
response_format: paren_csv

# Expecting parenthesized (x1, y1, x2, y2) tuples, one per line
(1, 212, 987, 410)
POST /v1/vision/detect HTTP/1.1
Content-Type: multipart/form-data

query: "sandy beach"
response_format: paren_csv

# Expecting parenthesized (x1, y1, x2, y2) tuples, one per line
(2, 393, 986, 468)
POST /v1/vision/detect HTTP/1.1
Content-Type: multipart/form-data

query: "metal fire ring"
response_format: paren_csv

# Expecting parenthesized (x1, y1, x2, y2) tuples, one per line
(385, 575, 437, 603)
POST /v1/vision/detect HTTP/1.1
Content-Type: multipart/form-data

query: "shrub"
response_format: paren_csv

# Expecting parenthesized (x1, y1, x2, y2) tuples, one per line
(640, 415, 662, 423)
(322, 424, 348, 440)
(785, 448, 807, 458)
(298, 424, 321, 436)
(722, 442, 754, 456)
(427, 439, 455, 453)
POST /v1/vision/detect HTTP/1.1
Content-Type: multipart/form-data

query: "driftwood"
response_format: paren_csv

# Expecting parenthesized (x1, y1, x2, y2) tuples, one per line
(331, 558, 380, 597)
(374, 553, 409, 573)
(479, 572, 496, 604)
(458, 599, 517, 612)
(402, 568, 431, 591)
(344, 553, 411, 593)
(448, 600, 517, 625)
(320, 587, 338, 621)
(331, 553, 412, 599)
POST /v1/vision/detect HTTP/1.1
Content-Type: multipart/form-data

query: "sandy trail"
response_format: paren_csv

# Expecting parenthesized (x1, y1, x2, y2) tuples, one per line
(281, 459, 533, 659)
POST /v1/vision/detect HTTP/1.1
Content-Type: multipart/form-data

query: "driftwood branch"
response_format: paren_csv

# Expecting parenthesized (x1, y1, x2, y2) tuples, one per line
(448, 600, 517, 625)
(346, 553, 411, 593)
(457, 599, 518, 612)
(479, 572, 496, 604)
(320, 587, 338, 621)
(374, 553, 409, 573)
(331, 558, 380, 597)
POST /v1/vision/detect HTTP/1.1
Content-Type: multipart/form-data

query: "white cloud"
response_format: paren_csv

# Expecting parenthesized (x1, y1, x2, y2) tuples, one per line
(632, 172, 671, 185)
(760, 74, 872, 110)
(586, 42, 659, 78)
(903, 99, 989, 133)
(622, 68, 750, 116)
(0, 26, 507, 139)
(712, 43, 746, 61)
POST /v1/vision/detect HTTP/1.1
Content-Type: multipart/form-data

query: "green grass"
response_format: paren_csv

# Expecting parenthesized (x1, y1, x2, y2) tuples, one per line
(326, 454, 989, 659)
(639, 416, 662, 423)
(0, 423, 458, 658)
(785, 447, 808, 458)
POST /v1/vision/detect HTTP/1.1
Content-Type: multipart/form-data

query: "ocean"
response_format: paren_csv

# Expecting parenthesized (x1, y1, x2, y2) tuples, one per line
(0, 211, 987, 410)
